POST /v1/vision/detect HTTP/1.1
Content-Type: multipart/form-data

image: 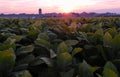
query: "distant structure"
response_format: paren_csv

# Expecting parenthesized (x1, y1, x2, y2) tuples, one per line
(0, 8, 120, 18)
(39, 8, 42, 15)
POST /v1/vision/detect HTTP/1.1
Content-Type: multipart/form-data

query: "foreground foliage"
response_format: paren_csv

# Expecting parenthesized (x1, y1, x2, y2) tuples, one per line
(0, 17, 120, 77)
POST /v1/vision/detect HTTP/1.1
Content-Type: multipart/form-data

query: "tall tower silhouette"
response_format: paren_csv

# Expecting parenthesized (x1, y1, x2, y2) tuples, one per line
(39, 8, 42, 15)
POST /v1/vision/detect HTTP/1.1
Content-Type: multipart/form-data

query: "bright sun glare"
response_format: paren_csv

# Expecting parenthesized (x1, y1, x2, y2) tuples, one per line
(60, 6, 75, 13)
(58, 0, 99, 13)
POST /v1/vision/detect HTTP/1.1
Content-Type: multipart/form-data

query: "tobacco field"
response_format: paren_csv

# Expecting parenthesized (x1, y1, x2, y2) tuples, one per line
(0, 17, 120, 77)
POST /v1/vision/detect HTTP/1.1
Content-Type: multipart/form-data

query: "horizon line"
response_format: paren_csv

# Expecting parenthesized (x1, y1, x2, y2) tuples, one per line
(0, 11, 120, 14)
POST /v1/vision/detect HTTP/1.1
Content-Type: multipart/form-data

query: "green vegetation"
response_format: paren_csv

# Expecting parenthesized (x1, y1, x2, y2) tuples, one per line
(0, 17, 120, 77)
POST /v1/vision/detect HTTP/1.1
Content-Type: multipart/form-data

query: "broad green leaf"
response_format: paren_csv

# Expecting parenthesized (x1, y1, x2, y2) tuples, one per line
(79, 24, 93, 32)
(103, 32, 112, 47)
(0, 38, 16, 51)
(10, 35, 23, 42)
(30, 57, 53, 67)
(96, 45, 107, 61)
(103, 69, 118, 77)
(90, 33, 103, 44)
(4, 38, 16, 45)
(28, 29, 39, 36)
(37, 33, 49, 41)
(103, 61, 119, 77)
(35, 39, 51, 49)
(57, 52, 72, 67)
(95, 28, 103, 36)
(16, 45, 34, 55)
(110, 34, 120, 51)
(65, 40, 79, 46)
(57, 42, 69, 54)
(72, 48, 83, 56)
(90, 28, 103, 43)
(78, 60, 93, 77)
(103, 61, 118, 74)
(60, 69, 74, 77)
(78, 32, 89, 43)
(108, 27, 117, 37)
(0, 49, 15, 75)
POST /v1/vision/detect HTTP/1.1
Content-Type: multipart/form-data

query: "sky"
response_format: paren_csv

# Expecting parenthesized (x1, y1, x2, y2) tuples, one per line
(0, 0, 120, 14)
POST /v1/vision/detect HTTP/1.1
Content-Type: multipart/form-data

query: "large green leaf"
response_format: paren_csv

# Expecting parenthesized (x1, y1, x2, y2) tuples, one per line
(110, 34, 120, 51)
(57, 42, 69, 54)
(16, 45, 34, 55)
(103, 61, 118, 74)
(78, 61, 93, 77)
(10, 35, 23, 42)
(34, 39, 51, 49)
(96, 45, 107, 61)
(65, 40, 79, 46)
(77, 32, 89, 43)
(72, 47, 83, 56)
(0, 49, 15, 76)
(103, 69, 118, 77)
(29, 57, 53, 67)
(108, 27, 117, 37)
(95, 28, 103, 36)
(103, 61, 119, 77)
(4, 37, 16, 45)
(0, 38, 16, 51)
(103, 32, 112, 47)
(90, 29, 103, 44)
(57, 52, 72, 68)
(37, 33, 49, 41)
(28, 28, 39, 36)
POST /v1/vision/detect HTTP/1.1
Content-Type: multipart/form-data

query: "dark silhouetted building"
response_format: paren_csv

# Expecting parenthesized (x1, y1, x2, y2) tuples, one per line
(39, 8, 42, 15)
